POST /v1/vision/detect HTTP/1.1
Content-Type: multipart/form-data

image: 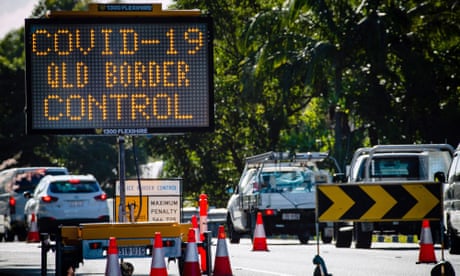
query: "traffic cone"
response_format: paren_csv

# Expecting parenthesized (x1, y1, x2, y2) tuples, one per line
(213, 225, 233, 276)
(27, 213, 40, 243)
(150, 232, 168, 276)
(416, 220, 437, 264)
(105, 237, 122, 276)
(252, 212, 269, 251)
(183, 228, 201, 276)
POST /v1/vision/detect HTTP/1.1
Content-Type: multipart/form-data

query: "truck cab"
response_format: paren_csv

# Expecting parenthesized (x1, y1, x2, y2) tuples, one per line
(338, 144, 453, 248)
(226, 151, 339, 244)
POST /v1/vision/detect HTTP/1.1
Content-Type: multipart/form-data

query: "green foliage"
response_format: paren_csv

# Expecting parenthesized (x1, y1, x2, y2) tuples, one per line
(0, 0, 458, 208)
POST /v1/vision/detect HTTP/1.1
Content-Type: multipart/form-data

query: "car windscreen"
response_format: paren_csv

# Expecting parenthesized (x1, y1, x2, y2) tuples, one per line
(258, 170, 311, 192)
(49, 181, 100, 193)
(367, 156, 422, 179)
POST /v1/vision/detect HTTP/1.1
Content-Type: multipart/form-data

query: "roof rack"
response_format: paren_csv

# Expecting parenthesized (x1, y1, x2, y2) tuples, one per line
(244, 151, 330, 165)
(350, 144, 454, 166)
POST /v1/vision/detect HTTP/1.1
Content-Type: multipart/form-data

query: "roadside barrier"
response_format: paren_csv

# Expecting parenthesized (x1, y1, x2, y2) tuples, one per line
(191, 214, 200, 243)
(183, 228, 201, 276)
(199, 194, 208, 273)
(213, 225, 233, 276)
(27, 213, 40, 243)
(252, 212, 269, 251)
(105, 237, 122, 276)
(416, 220, 437, 264)
(150, 232, 167, 276)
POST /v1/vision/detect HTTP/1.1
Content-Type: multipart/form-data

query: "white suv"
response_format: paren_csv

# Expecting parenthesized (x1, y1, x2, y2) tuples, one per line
(24, 174, 109, 236)
(444, 144, 460, 254)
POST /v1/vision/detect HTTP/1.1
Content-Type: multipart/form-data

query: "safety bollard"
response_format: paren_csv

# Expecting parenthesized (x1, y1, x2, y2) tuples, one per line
(199, 194, 208, 274)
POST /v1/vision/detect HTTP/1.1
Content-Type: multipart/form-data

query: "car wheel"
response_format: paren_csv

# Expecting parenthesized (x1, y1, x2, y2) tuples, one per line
(354, 223, 372, 249)
(321, 229, 333, 244)
(335, 226, 352, 248)
(449, 229, 460, 254)
(17, 228, 27, 242)
(227, 216, 240, 244)
(4, 229, 15, 242)
(298, 232, 310, 244)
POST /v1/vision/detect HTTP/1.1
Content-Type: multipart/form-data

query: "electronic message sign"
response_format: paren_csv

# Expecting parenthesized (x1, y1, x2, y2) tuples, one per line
(25, 16, 213, 135)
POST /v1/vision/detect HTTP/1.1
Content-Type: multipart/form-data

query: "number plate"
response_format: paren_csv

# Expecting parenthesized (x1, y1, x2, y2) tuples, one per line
(282, 213, 300, 220)
(118, 246, 148, 257)
(68, 200, 84, 207)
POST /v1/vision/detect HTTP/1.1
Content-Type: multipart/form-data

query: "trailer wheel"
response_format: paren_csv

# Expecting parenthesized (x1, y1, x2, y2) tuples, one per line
(59, 258, 75, 276)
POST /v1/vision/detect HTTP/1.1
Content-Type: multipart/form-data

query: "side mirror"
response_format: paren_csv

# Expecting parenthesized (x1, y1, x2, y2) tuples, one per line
(332, 173, 346, 183)
(23, 191, 32, 199)
(434, 171, 446, 183)
(226, 186, 234, 194)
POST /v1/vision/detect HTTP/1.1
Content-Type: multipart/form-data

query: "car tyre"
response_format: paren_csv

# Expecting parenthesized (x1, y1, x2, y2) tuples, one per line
(335, 226, 352, 248)
(321, 229, 333, 244)
(4, 229, 14, 242)
(355, 224, 372, 249)
(227, 216, 240, 244)
(298, 232, 310, 244)
(448, 228, 460, 254)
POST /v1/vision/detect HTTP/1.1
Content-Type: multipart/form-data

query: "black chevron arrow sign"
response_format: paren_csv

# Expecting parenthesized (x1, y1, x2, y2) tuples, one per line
(316, 182, 441, 222)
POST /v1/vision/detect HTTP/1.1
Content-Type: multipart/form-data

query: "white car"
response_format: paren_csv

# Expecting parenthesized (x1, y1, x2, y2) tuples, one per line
(444, 145, 460, 254)
(24, 174, 109, 235)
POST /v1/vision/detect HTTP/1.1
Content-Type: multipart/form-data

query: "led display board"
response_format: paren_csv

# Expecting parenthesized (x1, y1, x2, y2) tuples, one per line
(25, 16, 213, 135)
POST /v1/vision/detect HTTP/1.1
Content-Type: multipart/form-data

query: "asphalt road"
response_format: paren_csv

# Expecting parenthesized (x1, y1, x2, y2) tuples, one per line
(0, 237, 459, 275)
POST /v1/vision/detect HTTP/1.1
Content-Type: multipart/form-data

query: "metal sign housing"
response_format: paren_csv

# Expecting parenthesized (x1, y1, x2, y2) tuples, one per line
(25, 16, 213, 135)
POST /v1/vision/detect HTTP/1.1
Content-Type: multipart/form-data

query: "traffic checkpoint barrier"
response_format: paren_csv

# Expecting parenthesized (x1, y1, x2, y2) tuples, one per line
(27, 213, 40, 243)
(213, 225, 233, 276)
(150, 232, 167, 276)
(373, 234, 418, 243)
(105, 237, 122, 276)
(416, 219, 437, 264)
(252, 212, 269, 251)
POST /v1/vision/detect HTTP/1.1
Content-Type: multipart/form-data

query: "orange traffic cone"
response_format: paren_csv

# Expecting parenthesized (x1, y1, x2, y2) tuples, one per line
(105, 237, 122, 276)
(213, 225, 233, 276)
(252, 212, 269, 251)
(416, 220, 437, 264)
(27, 213, 40, 243)
(183, 228, 201, 276)
(150, 232, 167, 276)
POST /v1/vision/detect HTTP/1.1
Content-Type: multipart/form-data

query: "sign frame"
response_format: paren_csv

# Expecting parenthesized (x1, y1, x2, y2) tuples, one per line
(25, 16, 214, 135)
(316, 181, 442, 222)
(114, 178, 182, 223)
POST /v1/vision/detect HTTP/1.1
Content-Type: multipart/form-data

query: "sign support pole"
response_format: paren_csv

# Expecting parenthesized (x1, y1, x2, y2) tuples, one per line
(118, 135, 126, 222)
